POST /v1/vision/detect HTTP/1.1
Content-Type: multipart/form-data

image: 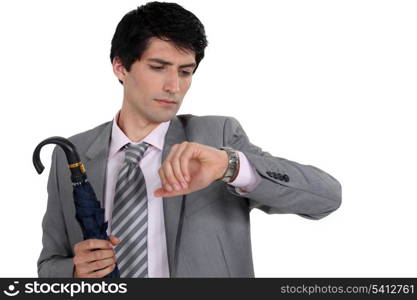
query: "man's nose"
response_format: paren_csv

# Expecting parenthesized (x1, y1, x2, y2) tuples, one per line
(163, 70, 180, 94)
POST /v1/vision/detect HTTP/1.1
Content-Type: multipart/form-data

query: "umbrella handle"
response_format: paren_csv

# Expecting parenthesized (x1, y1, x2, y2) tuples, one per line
(33, 136, 87, 184)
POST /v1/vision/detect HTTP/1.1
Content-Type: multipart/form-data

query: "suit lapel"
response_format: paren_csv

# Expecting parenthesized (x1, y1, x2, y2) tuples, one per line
(84, 122, 112, 208)
(162, 116, 187, 276)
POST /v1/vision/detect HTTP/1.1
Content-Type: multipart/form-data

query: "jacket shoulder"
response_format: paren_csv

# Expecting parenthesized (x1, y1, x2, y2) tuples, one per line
(177, 114, 240, 145)
(177, 114, 236, 129)
(68, 121, 111, 141)
(61, 121, 112, 156)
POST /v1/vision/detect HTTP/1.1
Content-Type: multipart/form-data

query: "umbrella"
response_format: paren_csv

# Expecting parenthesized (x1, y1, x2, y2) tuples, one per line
(33, 136, 120, 278)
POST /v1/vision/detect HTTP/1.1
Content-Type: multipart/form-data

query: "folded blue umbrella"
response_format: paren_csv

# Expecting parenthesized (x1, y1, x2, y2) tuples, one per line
(33, 136, 120, 278)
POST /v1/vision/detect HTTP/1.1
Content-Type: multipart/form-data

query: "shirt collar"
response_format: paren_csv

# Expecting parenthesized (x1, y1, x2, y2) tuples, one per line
(109, 111, 171, 157)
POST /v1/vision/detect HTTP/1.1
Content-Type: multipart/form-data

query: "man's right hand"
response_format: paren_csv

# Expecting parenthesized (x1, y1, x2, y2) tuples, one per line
(73, 235, 120, 278)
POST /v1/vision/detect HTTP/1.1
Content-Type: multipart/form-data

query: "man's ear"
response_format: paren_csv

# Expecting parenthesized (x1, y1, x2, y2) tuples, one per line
(112, 57, 127, 84)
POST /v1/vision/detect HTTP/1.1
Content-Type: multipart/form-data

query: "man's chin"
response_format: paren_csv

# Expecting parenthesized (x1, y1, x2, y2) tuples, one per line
(147, 111, 178, 123)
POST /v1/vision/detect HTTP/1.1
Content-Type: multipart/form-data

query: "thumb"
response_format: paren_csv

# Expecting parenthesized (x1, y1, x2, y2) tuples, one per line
(109, 235, 120, 245)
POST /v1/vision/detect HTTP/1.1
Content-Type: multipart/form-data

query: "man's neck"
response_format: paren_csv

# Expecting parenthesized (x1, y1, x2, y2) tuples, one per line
(117, 108, 160, 143)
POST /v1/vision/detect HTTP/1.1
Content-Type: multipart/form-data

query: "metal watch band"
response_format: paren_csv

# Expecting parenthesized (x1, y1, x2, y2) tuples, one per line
(219, 147, 240, 183)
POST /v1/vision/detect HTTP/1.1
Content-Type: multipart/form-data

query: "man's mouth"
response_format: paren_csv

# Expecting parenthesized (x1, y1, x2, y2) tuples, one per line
(154, 98, 177, 105)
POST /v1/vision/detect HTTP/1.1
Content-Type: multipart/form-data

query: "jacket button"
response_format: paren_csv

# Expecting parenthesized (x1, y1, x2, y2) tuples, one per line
(283, 174, 290, 182)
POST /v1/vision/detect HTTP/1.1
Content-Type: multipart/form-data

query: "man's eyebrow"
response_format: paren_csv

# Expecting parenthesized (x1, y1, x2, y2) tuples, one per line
(147, 58, 196, 69)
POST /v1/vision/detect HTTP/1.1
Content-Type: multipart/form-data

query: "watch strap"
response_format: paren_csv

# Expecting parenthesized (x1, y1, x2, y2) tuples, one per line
(219, 147, 240, 183)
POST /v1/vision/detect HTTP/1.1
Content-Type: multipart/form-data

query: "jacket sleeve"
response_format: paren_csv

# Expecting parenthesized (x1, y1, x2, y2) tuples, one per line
(37, 147, 75, 277)
(223, 117, 342, 220)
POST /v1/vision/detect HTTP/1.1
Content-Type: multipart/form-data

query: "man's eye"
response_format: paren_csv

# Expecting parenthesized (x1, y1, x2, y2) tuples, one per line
(180, 70, 192, 77)
(150, 65, 163, 70)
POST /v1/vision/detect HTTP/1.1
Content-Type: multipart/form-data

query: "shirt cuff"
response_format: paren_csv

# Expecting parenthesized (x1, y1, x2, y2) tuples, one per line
(228, 151, 262, 194)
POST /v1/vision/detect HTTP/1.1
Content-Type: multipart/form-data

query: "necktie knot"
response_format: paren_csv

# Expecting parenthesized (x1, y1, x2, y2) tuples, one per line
(124, 142, 150, 165)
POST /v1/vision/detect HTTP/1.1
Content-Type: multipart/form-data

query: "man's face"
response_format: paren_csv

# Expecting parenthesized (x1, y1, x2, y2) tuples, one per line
(115, 38, 196, 124)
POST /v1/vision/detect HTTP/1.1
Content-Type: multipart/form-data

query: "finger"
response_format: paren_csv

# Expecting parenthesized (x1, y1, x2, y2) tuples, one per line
(77, 255, 116, 277)
(154, 186, 181, 198)
(90, 264, 116, 278)
(73, 249, 115, 265)
(75, 239, 113, 253)
(178, 143, 196, 184)
(165, 143, 180, 160)
(154, 187, 165, 197)
(158, 167, 172, 192)
(170, 143, 189, 189)
(162, 161, 181, 191)
(73, 253, 89, 266)
(78, 263, 115, 278)
(89, 257, 117, 273)
(163, 144, 182, 191)
(109, 235, 120, 245)
(88, 249, 115, 263)
(74, 263, 90, 277)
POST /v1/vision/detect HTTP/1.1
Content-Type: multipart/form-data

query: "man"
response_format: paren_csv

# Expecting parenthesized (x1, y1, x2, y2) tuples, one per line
(38, 2, 341, 278)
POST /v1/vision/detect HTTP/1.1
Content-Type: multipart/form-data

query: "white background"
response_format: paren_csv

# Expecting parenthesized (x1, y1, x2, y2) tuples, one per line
(0, 0, 416, 277)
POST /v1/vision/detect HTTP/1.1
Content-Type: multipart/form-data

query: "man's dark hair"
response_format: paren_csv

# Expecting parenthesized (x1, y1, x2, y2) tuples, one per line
(110, 1, 208, 83)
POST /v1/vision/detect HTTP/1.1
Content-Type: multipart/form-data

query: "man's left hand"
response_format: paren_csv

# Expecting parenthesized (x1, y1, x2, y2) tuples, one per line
(154, 142, 229, 197)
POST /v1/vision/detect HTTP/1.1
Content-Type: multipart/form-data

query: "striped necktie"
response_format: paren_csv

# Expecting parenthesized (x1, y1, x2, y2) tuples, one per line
(112, 142, 150, 278)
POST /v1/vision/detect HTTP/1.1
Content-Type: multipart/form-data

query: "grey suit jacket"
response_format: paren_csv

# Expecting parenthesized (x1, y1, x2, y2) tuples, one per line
(37, 114, 341, 277)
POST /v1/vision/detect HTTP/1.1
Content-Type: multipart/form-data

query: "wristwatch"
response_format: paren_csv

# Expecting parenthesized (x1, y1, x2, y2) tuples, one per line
(219, 147, 240, 183)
